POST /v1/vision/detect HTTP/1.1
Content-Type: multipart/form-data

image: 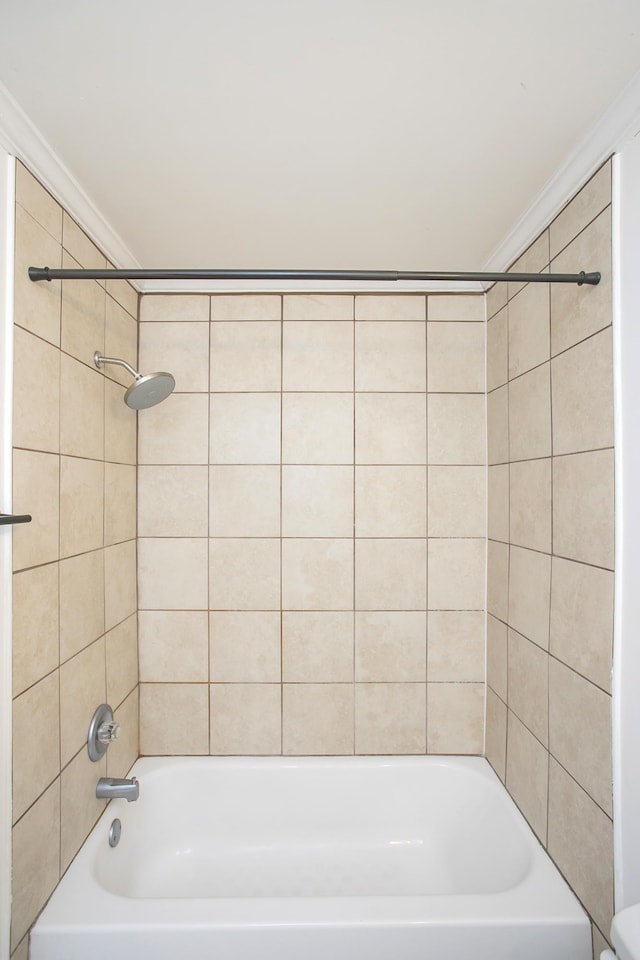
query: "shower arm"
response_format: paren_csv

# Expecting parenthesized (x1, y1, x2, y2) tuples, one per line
(94, 353, 140, 379)
(29, 267, 601, 285)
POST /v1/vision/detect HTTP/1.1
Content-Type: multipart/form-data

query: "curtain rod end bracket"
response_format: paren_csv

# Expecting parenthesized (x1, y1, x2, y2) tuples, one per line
(579, 271, 601, 286)
(28, 266, 51, 281)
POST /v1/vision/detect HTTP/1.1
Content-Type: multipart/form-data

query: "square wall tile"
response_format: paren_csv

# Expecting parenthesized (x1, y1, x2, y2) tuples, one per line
(508, 364, 551, 462)
(282, 683, 353, 756)
(508, 546, 551, 650)
(356, 539, 426, 611)
(428, 394, 485, 465)
(210, 465, 280, 536)
(283, 466, 353, 537)
(355, 295, 425, 320)
(106, 614, 138, 708)
(427, 611, 484, 682)
(549, 658, 612, 815)
(510, 459, 552, 553)
(211, 611, 281, 682)
(140, 683, 209, 755)
(62, 213, 106, 271)
(550, 557, 613, 692)
(487, 385, 508, 466)
(104, 378, 137, 465)
(16, 162, 62, 240)
(550, 208, 612, 356)
(356, 682, 426, 754)
(13, 326, 60, 453)
(508, 282, 550, 380)
(14, 204, 61, 347)
(12, 450, 59, 572)
(60, 748, 106, 872)
(59, 549, 104, 663)
(60, 353, 104, 460)
(105, 462, 136, 545)
(488, 463, 509, 543)
(283, 611, 354, 682)
(486, 281, 507, 321)
(487, 539, 509, 622)
(211, 321, 281, 391)
(551, 328, 614, 455)
(355, 321, 426, 391)
(59, 638, 106, 766)
(13, 564, 59, 697)
(283, 538, 353, 610)
(428, 295, 484, 321)
(283, 294, 353, 322)
(355, 611, 426, 681)
(548, 758, 613, 937)
(11, 780, 60, 951)
(506, 711, 548, 843)
(283, 320, 353, 390)
(427, 466, 485, 537)
(486, 688, 507, 782)
(507, 629, 548, 746)
(138, 538, 208, 610)
(282, 393, 354, 464)
(140, 321, 210, 392)
(428, 539, 485, 610)
(13, 672, 60, 822)
(138, 464, 208, 537)
(210, 294, 280, 321)
(140, 294, 209, 322)
(550, 161, 611, 259)
(211, 684, 281, 755)
(356, 394, 426, 464)
(210, 393, 280, 464)
(104, 539, 137, 630)
(487, 614, 507, 700)
(210, 538, 280, 610)
(356, 465, 426, 537)
(487, 307, 508, 391)
(139, 393, 209, 465)
(59, 456, 104, 558)
(427, 322, 485, 393)
(107, 688, 139, 779)
(553, 450, 614, 569)
(61, 254, 105, 363)
(139, 610, 209, 682)
(284, 683, 354, 755)
(507, 233, 549, 300)
(426, 683, 484, 754)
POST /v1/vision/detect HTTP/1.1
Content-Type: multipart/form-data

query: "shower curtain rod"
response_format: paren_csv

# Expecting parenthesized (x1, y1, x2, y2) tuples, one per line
(28, 266, 601, 285)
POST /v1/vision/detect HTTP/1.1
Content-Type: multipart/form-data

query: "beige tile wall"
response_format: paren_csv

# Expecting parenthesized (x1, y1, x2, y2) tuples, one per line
(10, 164, 139, 956)
(485, 160, 614, 955)
(137, 291, 486, 757)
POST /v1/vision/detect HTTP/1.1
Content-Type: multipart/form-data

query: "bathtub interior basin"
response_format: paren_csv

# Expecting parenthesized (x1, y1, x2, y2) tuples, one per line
(31, 755, 591, 960)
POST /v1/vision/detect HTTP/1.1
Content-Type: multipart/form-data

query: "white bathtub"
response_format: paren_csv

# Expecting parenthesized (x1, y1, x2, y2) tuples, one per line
(31, 756, 590, 959)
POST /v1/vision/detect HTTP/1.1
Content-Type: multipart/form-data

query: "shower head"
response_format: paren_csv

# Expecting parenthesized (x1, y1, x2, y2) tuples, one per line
(93, 352, 175, 409)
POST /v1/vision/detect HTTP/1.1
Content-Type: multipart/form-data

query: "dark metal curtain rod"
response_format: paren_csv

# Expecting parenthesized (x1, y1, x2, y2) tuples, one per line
(28, 266, 601, 285)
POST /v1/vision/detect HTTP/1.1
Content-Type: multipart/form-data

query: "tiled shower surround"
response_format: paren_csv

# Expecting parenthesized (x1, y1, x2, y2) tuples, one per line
(10, 163, 139, 957)
(485, 160, 614, 951)
(137, 291, 486, 756)
(9, 159, 615, 959)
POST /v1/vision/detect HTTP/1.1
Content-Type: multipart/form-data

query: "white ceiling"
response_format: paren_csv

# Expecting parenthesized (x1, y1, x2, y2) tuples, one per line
(1, 0, 640, 279)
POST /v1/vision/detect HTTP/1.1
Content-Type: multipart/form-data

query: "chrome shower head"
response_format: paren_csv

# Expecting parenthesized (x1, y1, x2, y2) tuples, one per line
(93, 352, 175, 409)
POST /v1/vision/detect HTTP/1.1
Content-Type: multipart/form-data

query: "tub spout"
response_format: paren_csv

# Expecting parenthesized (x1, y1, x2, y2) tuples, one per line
(96, 776, 139, 802)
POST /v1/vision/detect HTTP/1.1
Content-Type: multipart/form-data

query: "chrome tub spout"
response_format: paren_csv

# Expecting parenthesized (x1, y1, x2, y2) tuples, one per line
(96, 776, 140, 802)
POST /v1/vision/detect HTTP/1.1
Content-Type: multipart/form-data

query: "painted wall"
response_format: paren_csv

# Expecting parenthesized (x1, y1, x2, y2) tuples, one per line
(9, 163, 139, 957)
(136, 292, 486, 756)
(485, 161, 615, 954)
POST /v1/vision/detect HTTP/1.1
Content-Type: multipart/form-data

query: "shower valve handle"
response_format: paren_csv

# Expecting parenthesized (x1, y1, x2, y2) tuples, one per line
(97, 720, 121, 744)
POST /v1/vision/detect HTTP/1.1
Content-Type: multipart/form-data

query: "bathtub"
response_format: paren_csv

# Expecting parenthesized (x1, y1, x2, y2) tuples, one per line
(31, 756, 590, 960)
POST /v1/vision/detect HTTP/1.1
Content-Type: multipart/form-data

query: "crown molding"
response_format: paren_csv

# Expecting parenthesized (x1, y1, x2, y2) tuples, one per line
(484, 66, 640, 273)
(0, 80, 141, 276)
